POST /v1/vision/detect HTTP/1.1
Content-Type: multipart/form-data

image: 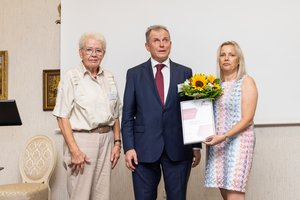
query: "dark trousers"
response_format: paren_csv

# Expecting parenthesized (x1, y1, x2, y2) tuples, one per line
(132, 151, 192, 200)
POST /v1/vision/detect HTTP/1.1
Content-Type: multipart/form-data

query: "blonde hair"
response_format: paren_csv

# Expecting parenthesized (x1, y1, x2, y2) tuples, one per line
(79, 32, 106, 51)
(216, 41, 246, 81)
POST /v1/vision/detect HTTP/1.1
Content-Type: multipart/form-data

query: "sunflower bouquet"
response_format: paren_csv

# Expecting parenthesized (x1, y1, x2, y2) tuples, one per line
(179, 73, 223, 100)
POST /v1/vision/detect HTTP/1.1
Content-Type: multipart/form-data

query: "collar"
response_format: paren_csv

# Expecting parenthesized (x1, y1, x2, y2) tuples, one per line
(151, 58, 170, 69)
(77, 62, 104, 78)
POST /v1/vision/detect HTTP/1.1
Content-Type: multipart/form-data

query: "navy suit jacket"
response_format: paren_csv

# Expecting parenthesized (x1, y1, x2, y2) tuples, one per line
(121, 59, 195, 163)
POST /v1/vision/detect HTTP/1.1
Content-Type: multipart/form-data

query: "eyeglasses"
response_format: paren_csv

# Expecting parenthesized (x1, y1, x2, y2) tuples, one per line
(82, 48, 105, 56)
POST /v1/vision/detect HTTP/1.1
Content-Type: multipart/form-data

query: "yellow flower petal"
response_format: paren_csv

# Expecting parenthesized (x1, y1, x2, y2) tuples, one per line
(190, 74, 207, 90)
(207, 75, 216, 83)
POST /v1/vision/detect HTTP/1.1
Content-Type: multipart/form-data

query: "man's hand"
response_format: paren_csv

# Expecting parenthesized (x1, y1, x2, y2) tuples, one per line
(192, 149, 201, 168)
(125, 149, 138, 172)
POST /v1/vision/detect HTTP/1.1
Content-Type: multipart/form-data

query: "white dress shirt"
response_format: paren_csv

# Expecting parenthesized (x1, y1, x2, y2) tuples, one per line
(151, 58, 170, 103)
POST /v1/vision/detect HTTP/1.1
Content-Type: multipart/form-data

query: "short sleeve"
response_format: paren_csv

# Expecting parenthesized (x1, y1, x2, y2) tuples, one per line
(52, 73, 75, 118)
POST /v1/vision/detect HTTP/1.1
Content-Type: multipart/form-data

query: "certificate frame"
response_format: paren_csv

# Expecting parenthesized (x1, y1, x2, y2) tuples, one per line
(180, 99, 215, 144)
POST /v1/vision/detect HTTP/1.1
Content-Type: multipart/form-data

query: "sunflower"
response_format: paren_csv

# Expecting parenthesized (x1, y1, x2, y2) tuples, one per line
(179, 72, 223, 100)
(214, 84, 221, 90)
(190, 74, 207, 90)
(207, 74, 216, 84)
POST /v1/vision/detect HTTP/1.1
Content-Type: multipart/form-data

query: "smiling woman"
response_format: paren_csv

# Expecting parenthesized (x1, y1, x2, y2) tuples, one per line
(0, 51, 8, 100)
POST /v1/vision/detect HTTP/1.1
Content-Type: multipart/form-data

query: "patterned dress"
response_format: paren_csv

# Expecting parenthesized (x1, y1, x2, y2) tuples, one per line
(204, 75, 256, 192)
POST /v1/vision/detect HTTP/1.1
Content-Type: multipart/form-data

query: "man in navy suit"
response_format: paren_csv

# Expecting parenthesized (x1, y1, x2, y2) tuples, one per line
(121, 25, 201, 200)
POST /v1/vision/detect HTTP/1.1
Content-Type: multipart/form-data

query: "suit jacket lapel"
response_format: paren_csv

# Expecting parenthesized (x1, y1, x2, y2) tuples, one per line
(165, 60, 177, 108)
(144, 59, 163, 105)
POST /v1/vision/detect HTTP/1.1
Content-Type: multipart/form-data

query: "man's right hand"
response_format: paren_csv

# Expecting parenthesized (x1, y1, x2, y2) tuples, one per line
(125, 149, 138, 172)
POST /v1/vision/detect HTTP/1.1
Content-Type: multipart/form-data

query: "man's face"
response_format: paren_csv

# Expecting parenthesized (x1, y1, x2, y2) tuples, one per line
(145, 29, 172, 63)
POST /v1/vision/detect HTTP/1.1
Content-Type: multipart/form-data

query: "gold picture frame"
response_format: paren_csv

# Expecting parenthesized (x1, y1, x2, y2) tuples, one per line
(43, 69, 60, 111)
(0, 51, 8, 100)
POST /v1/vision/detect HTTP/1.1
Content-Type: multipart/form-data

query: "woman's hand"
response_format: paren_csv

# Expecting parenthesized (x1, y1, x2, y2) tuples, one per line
(69, 149, 91, 175)
(111, 145, 121, 169)
(204, 134, 226, 146)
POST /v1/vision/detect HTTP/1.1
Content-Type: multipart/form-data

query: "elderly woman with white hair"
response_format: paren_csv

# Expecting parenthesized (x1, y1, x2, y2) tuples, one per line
(53, 32, 122, 200)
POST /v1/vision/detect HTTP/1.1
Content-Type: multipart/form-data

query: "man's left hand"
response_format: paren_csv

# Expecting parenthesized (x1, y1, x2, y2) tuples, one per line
(192, 149, 201, 168)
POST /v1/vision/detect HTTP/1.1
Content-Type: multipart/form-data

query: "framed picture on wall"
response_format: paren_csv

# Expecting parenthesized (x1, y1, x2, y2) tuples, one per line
(0, 51, 8, 100)
(43, 69, 60, 111)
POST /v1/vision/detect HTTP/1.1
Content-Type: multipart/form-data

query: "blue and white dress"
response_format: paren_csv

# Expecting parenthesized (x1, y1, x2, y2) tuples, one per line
(205, 76, 256, 192)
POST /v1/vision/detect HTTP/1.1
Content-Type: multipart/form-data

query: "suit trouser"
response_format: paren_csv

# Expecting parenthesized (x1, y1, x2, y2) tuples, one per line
(63, 130, 113, 200)
(132, 151, 192, 200)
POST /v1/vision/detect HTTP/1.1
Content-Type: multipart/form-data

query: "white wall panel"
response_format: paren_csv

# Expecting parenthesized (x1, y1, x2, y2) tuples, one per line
(61, 0, 300, 124)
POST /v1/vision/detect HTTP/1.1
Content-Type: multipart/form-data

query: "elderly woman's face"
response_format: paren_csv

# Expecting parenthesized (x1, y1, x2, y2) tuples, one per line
(219, 45, 239, 73)
(79, 37, 105, 70)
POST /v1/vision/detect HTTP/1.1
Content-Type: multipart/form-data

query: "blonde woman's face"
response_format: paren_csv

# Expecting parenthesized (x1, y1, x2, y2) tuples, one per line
(219, 45, 239, 73)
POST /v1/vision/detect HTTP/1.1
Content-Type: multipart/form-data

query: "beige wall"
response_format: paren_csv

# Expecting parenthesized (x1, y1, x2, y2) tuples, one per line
(0, 1, 299, 199)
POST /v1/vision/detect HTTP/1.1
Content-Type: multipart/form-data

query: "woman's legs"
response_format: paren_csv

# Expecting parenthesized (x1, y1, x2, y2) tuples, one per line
(219, 188, 245, 200)
(220, 188, 227, 200)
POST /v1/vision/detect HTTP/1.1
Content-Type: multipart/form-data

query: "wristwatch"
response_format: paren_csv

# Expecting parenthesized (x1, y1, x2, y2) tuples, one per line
(224, 133, 230, 142)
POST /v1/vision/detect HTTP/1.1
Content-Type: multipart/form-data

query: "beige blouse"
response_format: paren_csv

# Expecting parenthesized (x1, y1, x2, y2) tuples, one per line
(53, 63, 122, 131)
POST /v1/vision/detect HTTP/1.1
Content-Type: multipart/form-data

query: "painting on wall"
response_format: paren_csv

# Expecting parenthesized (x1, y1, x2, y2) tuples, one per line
(0, 51, 8, 100)
(43, 69, 60, 111)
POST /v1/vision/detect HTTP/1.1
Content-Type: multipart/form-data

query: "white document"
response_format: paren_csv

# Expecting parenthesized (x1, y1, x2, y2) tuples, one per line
(180, 99, 215, 144)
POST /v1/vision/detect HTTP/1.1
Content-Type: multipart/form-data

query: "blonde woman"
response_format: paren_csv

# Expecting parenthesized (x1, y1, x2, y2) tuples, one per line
(204, 41, 258, 200)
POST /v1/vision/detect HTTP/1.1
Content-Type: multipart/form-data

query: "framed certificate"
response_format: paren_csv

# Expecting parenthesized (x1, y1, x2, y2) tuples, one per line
(180, 99, 215, 144)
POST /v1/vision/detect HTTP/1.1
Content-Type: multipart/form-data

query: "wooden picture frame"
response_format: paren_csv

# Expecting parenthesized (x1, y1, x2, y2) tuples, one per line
(43, 69, 60, 111)
(0, 51, 8, 100)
